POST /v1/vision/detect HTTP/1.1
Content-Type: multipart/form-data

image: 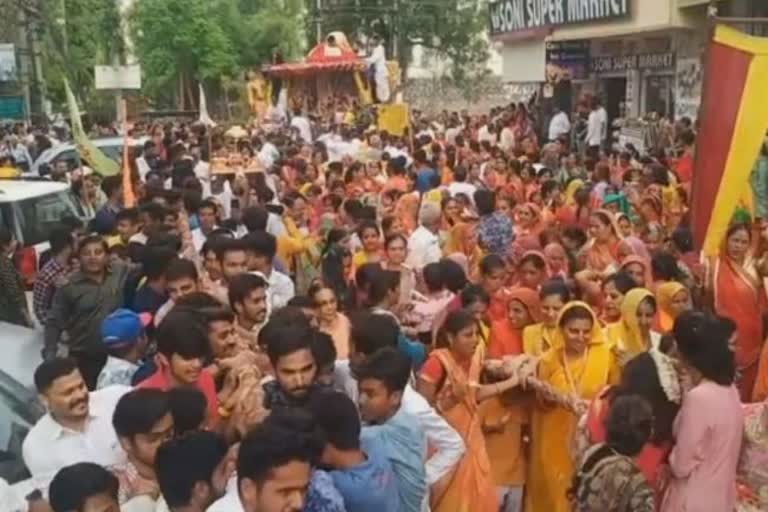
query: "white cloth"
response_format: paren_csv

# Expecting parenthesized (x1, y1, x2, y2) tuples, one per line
(136, 157, 151, 181)
(22, 385, 130, 480)
(265, 268, 295, 310)
(192, 228, 208, 253)
(586, 109, 603, 147)
(499, 127, 515, 152)
(0, 478, 26, 512)
(478, 125, 497, 146)
(258, 142, 280, 169)
(598, 106, 608, 141)
(406, 226, 441, 270)
(365, 43, 390, 103)
(206, 476, 243, 511)
(447, 182, 477, 205)
(445, 127, 461, 145)
(334, 362, 465, 485)
(266, 213, 287, 238)
(290, 115, 313, 143)
(548, 111, 571, 141)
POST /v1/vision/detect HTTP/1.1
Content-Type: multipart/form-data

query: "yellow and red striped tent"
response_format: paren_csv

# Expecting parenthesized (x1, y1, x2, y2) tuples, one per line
(692, 25, 768, 256)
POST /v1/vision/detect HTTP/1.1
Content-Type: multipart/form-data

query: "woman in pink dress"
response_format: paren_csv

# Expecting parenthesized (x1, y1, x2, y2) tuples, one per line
(661, 311, 744, 512)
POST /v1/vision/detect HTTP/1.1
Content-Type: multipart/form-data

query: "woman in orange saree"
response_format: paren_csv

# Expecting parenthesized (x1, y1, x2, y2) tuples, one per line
(394, 189, 421, 234)
(418, 310, 525, 512)
(654, 281, 690, 333)
(584, 209, 623, 274)
(525, 302, 620, 512)
(709, 223, 766, 400)
(483, 288, 541, 509)
(514, 202, 545, 239)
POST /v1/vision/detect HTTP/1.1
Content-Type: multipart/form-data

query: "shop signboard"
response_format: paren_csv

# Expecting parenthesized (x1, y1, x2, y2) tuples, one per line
(0, 96, 25, 120)
(590, 52, 675, 73)
(489, 0, 630, 36)
(546, 40, 590, 80)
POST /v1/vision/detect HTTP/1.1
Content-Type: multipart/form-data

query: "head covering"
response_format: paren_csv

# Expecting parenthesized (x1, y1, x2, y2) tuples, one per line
(543, 242, 568, 275)
(101, 309, 151, 347)
(444, 222, 479, 258)
(552, 301, 604, 351)
(618, 288, 655, 356)
(620, 254, 652, 287)
(656, 281, 687, 332)
(564, 179, 584, 205)
(602, 191, 630, 215)
(508, 287, 543, 323)
(619, 236, 651, 261)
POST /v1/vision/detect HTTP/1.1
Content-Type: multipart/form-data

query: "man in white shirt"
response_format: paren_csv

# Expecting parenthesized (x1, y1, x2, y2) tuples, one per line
(548, 106, 571, 142)
(242, 231, 294, 310)
(447, 166, 477, 206)
(23, 358, 130, 480)
(365, 34, 390, 103)
(191, 199, 220, 253)
(406, 202, 443, 270)
(290, 109, 313, 144)
(586, 96, 606, 158)
(499, 119, 515, 153)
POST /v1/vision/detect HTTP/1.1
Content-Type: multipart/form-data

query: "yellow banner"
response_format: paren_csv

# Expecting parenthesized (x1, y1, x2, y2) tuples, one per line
(377, 103, 409, 137)
(64, 79, 120, 177)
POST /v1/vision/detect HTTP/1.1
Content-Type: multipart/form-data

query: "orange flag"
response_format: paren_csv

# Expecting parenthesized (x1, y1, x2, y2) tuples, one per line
(121, 99, 136, 208)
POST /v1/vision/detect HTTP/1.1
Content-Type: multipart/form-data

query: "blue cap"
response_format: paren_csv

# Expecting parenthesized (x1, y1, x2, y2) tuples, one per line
(101, 309, 151, 347)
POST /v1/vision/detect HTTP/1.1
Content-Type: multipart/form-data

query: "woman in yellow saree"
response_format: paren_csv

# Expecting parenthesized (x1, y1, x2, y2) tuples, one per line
(526, 302, 620, 512)
(444, 222, 484, 282)
(603, 288, 661, 363)
(418, 309, 524, 512)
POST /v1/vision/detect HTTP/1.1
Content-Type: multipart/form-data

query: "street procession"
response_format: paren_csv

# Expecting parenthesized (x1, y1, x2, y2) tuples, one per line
(0, 0, 767, 511)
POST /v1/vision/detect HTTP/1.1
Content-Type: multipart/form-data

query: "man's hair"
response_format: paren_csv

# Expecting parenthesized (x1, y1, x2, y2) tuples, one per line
(141, 202, 169, 223)
(48, 462, 119, 512)
(168, 387, 208, 436)
(263, 323, 314, 366)
(241, 205, 269, 232)
(198, 199, 218, 214)
(156, 310, 210, 360)
(165, 257, 199, 283)
(242, 230, 278, 260)
(237, 409, 318, 485)
(142, 246, 177, 280)
(77, 233, 109, 255)
(354, 346, 411, 393)
(101, 175, 122, 197)
(116, 207, 140, 225)
(228, 272, 268, 307)
(155, 431, 229, 508)
(112, 388, 170, 439)
(311, 330, 337, 369)
(474, 189, 496, 217)
(349, 312, 398, 356)
(214, 237, 247, 262)
(287, 295, 313, 309)
(422, 262, 444, 292)
(49, 226, 73, 256)
(34, 358, 79, 393)
(258, 307, 312, 348)
(307, 391, 361, 451)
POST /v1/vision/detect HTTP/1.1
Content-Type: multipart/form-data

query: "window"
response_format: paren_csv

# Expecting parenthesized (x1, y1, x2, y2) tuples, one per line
(14, 191, 80, 246)
(0, 370, 43, 484)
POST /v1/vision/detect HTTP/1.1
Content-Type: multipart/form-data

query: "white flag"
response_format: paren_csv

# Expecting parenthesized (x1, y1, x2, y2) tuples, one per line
(199, 83, 217, 127)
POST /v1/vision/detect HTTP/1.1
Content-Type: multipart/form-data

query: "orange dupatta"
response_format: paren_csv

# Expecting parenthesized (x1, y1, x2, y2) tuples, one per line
(431, 346, 498, 512)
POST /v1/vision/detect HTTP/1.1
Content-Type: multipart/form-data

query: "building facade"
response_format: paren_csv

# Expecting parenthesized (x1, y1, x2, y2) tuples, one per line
(488, 0, 764, 122)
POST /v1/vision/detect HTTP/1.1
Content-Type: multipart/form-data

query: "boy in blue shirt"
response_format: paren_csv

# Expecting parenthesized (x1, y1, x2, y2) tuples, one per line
(308, 391, 400, 512)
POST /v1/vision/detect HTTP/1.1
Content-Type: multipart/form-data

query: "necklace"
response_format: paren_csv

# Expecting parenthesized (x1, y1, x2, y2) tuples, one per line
(562, 347, 589, 397)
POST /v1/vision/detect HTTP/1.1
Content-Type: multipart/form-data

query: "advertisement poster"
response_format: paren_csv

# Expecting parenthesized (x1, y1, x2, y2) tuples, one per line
(546, 41, 590, 80)
(675, 57, 703, 121)
(0, 44, 16, 82)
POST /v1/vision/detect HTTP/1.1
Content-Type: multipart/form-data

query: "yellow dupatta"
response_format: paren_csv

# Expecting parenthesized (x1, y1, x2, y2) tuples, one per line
(656, 281, 687, 332)
(604, 288, 655, 358)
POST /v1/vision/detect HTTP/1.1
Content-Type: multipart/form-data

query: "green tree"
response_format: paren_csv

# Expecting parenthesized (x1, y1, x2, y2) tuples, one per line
(130, 0, 238, 109)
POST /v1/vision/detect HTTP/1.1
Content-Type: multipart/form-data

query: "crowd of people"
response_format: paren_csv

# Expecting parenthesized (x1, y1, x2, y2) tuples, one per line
(0, 94, 766, 512)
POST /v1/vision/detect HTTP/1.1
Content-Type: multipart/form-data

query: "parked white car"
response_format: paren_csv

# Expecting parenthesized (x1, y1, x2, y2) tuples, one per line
(29, 136, 148, 176)
(0, 180, 81, 285)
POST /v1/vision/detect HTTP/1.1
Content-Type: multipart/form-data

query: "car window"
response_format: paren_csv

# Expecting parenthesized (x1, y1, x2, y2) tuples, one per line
(0, 370, 44, 484)
(99, 145, 123, 161)
(14, 191, 81, 246)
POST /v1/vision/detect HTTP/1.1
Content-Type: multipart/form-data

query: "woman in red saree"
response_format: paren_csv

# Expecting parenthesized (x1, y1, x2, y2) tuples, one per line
(418, 310, 525, 512)
(585, 209, 623, 274)
(708, 223, 766, 400)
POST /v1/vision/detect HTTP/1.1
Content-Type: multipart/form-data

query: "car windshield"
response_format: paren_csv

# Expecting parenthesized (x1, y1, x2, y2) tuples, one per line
(0, 370, 43, 484)
(15, 191, 80, 246)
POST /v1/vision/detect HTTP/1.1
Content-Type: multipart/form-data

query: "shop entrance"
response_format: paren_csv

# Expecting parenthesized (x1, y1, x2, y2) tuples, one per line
(603, 77, 627, 124)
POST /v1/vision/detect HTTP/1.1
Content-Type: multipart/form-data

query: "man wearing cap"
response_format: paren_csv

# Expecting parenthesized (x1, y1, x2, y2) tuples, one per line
(96, 309, 151, 390)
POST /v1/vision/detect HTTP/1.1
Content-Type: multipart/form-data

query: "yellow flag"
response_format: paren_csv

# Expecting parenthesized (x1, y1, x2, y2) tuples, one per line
(64, 79, 120, 176)
(377, 103, 409, 137)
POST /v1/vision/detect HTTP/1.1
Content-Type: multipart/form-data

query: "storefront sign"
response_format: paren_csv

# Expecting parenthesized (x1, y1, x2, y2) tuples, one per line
(591, 52, 675, 73)
(546, 40, 590, 80)
(0, 96, 24, 120)
(489, 0, 630, 36)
